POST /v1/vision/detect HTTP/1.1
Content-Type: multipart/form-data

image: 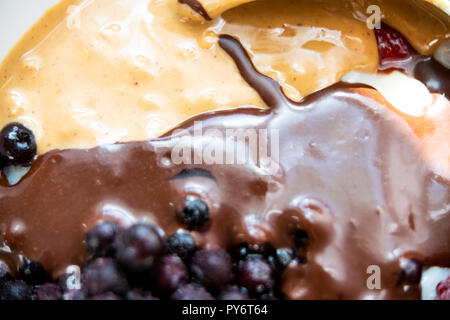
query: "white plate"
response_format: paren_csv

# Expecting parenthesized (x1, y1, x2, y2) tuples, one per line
(0, 0, 60, 61)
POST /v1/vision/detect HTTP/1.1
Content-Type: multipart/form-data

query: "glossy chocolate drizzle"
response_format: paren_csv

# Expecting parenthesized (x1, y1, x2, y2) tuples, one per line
(0, 35, 449, 299)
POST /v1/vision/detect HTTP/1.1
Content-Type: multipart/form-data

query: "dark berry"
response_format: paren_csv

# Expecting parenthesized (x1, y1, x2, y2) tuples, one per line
(218, 285, 250, 300)
(34, 283, 62, 300)
(152, 255, 188, 295)
(115, 223, 164, 273)
(83, 258, 128, 296)
(293, 229, 309, 248)
(177, 196, 210, 230)
(125, 289, 157, 300)
(191, 248, 233, 289)
(171, 284, 214, 300)
(398, 258, 423, 285)
(236, 257, 274, 295)
(0, 122, 37, 166)
(0, 280, 33, 300)
(0, 268, 12, 286)
(166, 232, 197, 261)
(374, 23, 415, 69)
(19, 259, 50, 285)
(62, 289, 87, 300)
(91, 292, 122, 300)
(436, 276, 450, 300)
(86, 221, 121, 256)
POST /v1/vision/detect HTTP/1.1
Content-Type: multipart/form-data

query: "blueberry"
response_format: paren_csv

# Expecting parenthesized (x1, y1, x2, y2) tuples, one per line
(191, 248, 233, 289)
(398, 258, 423, 285)
(34, 283, 62, 300)
(62, 289, 87, 300)
(0, 280, 33, 300)
(0, 268, 12, 286)
(0, 122, 37, 166)
(125, 289, 157, 300)
(152, 255, 188, 295)
(86, 221, 121, 256)
(218, 285, 250, 300)
(91, 292, 122, 300)
(293, 229, 309, 248)
(236, 256, 274, 295)
(171, 284, 214, 300)
(115, 223, 164, 273)
(166, 232, 197, 261)
(19, 259, 50, 285)
(83, 258, 128, 296)
(177, 196, 210, 230)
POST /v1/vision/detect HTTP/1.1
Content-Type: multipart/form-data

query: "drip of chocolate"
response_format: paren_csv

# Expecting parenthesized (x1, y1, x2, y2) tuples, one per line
(0, 36, 449, 299)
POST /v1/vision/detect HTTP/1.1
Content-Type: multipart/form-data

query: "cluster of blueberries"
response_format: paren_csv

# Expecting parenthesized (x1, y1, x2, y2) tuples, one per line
(0, 220, 310, 300)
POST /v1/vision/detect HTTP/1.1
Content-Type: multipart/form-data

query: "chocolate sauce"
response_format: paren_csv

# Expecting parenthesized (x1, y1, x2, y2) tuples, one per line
(0, 36, 449, 299)
(178, 0, 212, 21)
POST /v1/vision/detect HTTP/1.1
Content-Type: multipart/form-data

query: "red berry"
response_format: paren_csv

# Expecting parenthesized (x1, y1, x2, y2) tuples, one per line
(374, 23, 415, 69)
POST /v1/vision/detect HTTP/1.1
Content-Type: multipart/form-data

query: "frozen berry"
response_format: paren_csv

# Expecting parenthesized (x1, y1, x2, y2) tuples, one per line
(62, 289, 87, 300)
(115, 223, 164, 273)
(236, 256, 274, 294)
(86, 221, 121, 256)
(398, 258, 423, 285)
(177, 196, 210, 230)
(83, 258, 128, 296)
(91, 292, 122, 300)
(171, 284, 214, 300)
(125, 289, 156, 300)
(35, 283, 62, 300)
(191, 248, 233, 289)
(218, 285, 250, 300)
(0, 122, 37, 166)
(166, 232, 197, 261)
(374, 23, 415, 68)
(152, 255, 188, 295)
(293, 229, 309, 248)
(0, 268, 12, 286)
(436, 276, 450, 300)
(19, 259, 50, 285)
(0, 280, 33, 300)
